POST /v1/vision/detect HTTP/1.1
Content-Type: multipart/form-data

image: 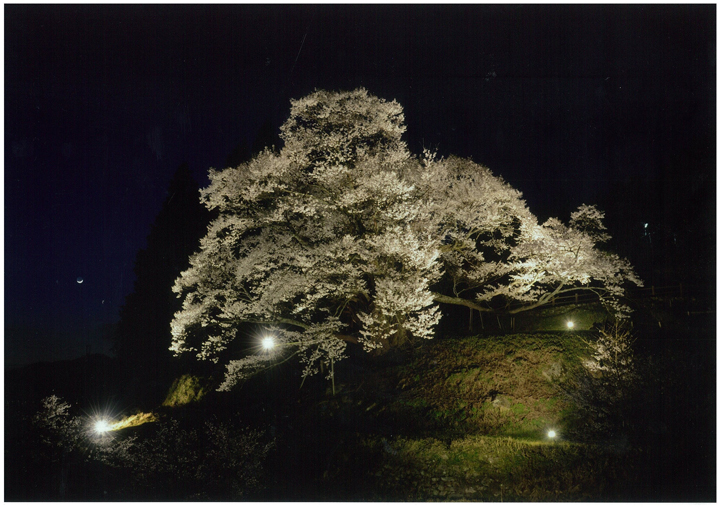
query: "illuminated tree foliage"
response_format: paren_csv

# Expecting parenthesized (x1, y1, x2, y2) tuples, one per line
(32, 395, 82, 453)
(170, 89, 641, 390)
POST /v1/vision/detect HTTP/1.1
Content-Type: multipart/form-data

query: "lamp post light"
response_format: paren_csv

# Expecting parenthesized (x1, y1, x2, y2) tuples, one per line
(566, 320, 575, 329)
(547, 429, 557, 439)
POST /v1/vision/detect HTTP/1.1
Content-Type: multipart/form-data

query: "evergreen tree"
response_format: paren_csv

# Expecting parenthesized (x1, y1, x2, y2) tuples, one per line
(115, 163, 212, 404)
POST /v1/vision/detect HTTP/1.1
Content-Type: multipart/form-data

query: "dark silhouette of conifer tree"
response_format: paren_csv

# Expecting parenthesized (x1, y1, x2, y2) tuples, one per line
(115, 123, 281, 407)
(114, 163, 212, 405)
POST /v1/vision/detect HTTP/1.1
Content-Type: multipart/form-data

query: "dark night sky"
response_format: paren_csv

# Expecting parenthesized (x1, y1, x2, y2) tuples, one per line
(4, 4, 715, 367)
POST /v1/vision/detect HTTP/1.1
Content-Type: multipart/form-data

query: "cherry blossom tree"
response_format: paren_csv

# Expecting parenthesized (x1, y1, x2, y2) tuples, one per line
(170, 88, 641, 390)
(431, 194, 642, 318)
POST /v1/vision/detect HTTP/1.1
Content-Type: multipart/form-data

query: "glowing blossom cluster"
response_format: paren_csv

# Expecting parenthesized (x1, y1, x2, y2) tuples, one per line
(170, 88, 642, 390)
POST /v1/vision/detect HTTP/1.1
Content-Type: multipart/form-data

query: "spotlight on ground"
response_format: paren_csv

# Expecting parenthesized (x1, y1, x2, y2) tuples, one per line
(94, 419, 112, 434)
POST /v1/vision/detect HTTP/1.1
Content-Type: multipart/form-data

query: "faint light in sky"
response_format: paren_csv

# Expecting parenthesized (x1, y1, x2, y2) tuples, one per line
(147, 126, 163, 160)
(77, 277, 84, 284)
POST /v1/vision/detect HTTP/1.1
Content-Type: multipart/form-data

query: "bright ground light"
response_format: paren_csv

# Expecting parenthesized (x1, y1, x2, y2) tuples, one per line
(262, 336, 275, 350)
(94, 419, 111, 434)
(566, 321, 574, 329)
(547, 430, 557, 438)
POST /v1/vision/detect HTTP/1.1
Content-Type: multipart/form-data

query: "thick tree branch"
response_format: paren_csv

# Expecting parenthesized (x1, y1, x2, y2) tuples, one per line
(506, 285, 611, 314)
(505, 283, 565, 314)
(431, 292, 494, 313)
(245, 317, 311, 329)
(335, 334, 359, 344)
(434, 284, 607, 316)
(245, 318, 359, 344)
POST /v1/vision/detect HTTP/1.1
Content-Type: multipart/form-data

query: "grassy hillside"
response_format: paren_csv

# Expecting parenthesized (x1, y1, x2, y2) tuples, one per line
(156, 329, 711, 501)
(389, 332, 588, 439)
(255, 331, 643, 501)
(6, 324, 715, 501)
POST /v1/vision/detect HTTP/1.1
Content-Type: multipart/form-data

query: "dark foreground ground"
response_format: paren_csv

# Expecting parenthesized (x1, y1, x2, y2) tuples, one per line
(5, 301, 715, 502)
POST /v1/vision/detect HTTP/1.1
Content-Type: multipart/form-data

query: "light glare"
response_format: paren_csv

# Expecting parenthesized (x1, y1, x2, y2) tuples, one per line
(548, 430, 557, 438)
(94, 419, 111, 434)
(566, 321, 574, 329)
(262, 336, 275, 350)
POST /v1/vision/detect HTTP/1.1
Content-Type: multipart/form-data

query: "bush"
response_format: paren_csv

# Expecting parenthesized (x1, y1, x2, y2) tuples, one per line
(97, 415, 275, 500)
(559, 322, 641, 442)
(32, 395, 83, 453)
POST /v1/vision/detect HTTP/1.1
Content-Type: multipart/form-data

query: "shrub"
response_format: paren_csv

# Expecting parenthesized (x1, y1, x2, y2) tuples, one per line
(559, 322, 641, 442)
(97, 416, 275, 500)
(32, 395, 83, 454)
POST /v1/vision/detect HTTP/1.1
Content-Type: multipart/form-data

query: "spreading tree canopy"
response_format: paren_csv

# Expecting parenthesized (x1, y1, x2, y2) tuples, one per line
(170, 89, 642, 390)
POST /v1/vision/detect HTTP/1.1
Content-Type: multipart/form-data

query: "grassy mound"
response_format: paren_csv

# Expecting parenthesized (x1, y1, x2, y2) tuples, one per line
(388, 332, 590, 440)
(96, 328, 713, 501)
(269, 330, 647, 501)
(10, 326, 709, 501)
(367, 434, 636, 501)
(144, 331, 649, 501)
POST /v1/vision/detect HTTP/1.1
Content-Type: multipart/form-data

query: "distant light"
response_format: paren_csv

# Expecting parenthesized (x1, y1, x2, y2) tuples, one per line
(77, 277, 84, 284)
(94, 419, 111, 434)
(261, 336, 275, 350)
(566, 321, 575, 329)
(547, 430, 557, 439)
(644, 223, 648, 229)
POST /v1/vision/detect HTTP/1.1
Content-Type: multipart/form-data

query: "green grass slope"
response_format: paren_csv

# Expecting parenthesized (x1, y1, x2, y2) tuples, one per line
(305, 332, 643, 501)
(389, 332, 589, 440)
(12, 324, 711, 502)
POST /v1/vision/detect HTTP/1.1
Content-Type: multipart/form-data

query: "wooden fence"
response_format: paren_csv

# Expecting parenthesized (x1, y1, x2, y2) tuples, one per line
(539, 283, 698, 309)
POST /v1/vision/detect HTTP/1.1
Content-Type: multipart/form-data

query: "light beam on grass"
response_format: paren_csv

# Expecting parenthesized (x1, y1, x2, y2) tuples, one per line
(91, 412, 157, 435)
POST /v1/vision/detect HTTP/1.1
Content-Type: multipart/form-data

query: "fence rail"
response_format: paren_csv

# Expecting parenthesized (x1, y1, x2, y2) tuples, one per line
(538, 283, 700, 309)
(466, 283, 711, 332)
